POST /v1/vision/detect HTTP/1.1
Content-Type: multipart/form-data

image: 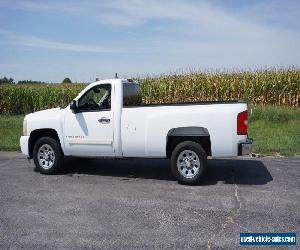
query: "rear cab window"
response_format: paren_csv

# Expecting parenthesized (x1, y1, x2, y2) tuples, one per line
(123, 82, 142, 107)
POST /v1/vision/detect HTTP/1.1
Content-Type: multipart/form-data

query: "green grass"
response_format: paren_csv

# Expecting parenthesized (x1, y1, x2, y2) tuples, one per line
(249, 105, 300, 123)
(0, 106, 299, 156)
(249, 120, 299, 156)
(0, 115, 23, 151)
(249, 106, 300, 156)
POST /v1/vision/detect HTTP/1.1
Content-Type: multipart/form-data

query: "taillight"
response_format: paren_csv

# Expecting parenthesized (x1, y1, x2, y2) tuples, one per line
(237, 111, 248, 135)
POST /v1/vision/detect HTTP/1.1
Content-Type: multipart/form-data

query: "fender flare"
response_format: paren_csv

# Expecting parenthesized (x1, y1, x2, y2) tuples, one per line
(167, 126, 209, 137)
(166, 127, 211, 157)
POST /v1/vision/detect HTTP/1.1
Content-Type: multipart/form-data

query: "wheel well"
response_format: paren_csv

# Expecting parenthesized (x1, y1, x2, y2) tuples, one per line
(166, 135, 212, 158)
(28, 129, 60, 158)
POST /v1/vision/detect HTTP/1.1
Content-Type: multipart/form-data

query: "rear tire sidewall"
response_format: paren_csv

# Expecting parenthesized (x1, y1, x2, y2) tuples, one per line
(171, 141, 207, 185)
(33, 137, 63, 174)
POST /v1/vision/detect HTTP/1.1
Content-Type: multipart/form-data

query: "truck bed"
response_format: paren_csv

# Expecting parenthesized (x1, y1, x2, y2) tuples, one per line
(121, 101, 248, 158)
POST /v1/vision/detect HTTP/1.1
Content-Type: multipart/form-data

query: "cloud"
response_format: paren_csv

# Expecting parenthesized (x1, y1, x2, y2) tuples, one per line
(0, 29, 123, 53)
(3, 0, 298, 31)
(3, 0, 299, 44)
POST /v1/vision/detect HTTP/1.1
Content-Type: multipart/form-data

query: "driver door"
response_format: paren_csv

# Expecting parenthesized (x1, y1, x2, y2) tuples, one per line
(63, 84, 114, 157)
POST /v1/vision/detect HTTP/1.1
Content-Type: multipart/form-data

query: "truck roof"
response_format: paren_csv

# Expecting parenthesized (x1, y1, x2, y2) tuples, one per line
(89, 78, 136, 88)
(94, 78, 135, 83)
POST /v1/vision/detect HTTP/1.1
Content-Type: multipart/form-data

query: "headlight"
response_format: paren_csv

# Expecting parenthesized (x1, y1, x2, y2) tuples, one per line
(23, 119, 27, 136)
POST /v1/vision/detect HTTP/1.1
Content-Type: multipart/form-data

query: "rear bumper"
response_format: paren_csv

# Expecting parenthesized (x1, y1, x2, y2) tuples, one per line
(20, 136, 29, 156)
(238, 138, 252, 156)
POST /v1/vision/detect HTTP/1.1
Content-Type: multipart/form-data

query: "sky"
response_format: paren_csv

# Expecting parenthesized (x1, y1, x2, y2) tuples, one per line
(0, 0, 299, 82)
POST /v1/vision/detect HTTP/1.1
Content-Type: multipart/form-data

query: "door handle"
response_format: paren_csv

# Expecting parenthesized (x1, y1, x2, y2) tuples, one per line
(98, 117, 110, 124)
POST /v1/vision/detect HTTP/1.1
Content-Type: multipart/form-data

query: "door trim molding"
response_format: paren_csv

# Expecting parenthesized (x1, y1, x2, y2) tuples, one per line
(68, 139, 112, 145)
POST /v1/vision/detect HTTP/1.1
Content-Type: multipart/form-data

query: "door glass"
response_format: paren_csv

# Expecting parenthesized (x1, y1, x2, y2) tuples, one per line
(78, 84, 111, 111)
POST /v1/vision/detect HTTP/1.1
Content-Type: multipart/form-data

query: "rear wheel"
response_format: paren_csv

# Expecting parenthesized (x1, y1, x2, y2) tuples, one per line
(33, 137, 64, 174)
(170, 141, 207, 185)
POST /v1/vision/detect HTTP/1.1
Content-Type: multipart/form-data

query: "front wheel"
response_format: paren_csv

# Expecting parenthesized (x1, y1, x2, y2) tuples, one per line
(33, 137, 64, 174)
(170, 141, 207, 185)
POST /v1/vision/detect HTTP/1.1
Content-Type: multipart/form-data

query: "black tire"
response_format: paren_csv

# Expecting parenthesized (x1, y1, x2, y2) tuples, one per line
(33, 136, 64, 174)
(170, 141, 207, 185)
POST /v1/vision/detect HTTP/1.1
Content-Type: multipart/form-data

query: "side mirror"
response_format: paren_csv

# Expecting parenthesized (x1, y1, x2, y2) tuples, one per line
(70, 100, 78, 113)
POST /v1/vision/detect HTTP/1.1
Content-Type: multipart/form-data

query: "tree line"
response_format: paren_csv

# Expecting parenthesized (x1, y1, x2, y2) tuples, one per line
(0, 77, 72, 84)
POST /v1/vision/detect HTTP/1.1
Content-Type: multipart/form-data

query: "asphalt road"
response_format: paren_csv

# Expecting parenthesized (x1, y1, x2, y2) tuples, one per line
(0, 152, 299, 249)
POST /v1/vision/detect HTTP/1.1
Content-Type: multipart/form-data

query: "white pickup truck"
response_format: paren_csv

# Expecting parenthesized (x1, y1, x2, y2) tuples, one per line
(20, 78, 252, 184)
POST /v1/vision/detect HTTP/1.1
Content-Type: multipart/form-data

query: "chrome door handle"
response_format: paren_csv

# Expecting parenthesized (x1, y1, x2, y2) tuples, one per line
(98, 117, 110, 123)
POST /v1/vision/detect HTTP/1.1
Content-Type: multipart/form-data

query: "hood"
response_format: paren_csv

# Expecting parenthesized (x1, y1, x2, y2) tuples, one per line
(25, 107, 62, 120)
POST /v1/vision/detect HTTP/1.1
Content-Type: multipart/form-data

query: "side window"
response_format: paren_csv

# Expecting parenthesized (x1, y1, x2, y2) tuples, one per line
(78, 84, 111, 111)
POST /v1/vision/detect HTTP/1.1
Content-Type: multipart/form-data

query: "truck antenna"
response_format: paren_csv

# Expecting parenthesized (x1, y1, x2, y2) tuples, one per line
(115, 73, 118, 79)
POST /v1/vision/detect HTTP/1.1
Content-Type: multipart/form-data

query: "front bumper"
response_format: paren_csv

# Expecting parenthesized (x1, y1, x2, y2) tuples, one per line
(238, 138, 253, 156)
(20, 136, 29, 156)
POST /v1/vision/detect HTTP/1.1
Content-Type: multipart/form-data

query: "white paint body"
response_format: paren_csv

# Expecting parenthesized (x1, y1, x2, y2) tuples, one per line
(20, 79, 249, 158)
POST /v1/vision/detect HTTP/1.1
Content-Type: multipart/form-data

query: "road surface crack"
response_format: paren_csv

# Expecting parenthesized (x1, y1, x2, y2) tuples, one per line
(206, 166, 242, 249)
(221, 182, 241, 229)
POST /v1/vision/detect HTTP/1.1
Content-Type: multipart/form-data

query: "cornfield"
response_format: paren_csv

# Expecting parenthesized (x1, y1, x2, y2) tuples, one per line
(140, 68, 300, 106)
(0, 84, 85, 115)
(0, 69, 299, 115)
